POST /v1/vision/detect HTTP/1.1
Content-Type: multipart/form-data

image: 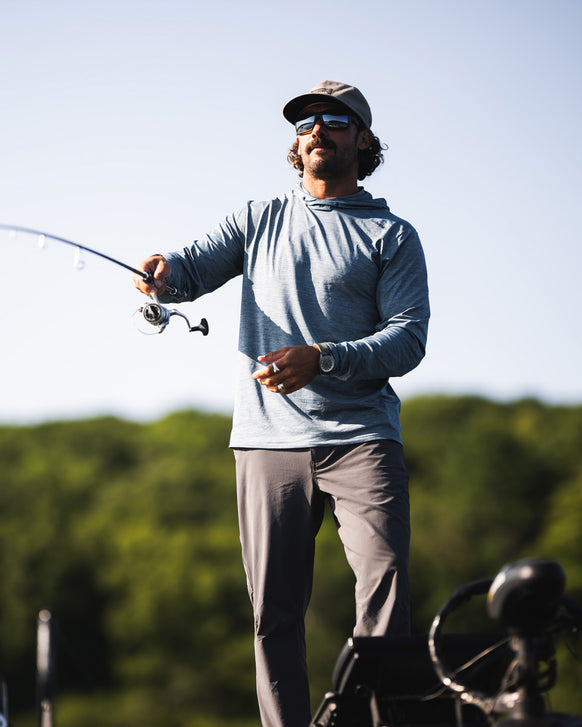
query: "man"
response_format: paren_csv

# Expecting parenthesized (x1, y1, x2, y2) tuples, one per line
(134, 80, 430, 727)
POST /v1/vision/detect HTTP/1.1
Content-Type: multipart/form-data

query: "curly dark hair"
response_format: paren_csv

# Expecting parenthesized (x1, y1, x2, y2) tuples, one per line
(287, 132, 387, 180)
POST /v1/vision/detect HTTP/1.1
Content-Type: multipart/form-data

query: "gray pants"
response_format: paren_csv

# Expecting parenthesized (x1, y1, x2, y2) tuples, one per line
(234, 440, 410, 727)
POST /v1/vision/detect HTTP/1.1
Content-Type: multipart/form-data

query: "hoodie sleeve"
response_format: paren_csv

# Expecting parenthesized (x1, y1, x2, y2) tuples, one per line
(159, 209, 246, 303)
(329, 223, 430, 380)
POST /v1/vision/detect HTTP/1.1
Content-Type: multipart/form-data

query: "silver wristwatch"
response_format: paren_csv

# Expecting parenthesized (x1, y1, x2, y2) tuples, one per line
(314, 343, 336, 375)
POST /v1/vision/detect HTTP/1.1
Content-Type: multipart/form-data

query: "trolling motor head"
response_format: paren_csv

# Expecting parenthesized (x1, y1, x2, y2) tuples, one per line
(428, 558, 582, 723)
(487, 559, 566, 635)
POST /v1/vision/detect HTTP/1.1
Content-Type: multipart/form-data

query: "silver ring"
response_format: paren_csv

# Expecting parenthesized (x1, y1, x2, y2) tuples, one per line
(272, 362, 280, 373)
(277, 382, 287, 393)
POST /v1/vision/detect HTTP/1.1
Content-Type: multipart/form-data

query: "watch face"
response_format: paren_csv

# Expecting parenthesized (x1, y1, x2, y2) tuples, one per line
(320, 355, 335, 373)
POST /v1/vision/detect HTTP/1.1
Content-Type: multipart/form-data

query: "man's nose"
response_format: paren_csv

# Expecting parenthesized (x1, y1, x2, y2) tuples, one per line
(311, 116, 328, 135)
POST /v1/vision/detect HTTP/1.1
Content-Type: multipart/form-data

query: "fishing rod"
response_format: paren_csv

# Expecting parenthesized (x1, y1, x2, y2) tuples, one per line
(0, 224, 208, 335)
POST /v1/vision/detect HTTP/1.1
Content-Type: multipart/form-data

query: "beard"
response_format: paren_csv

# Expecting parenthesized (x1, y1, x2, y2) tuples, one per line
(301, 134, 359, 181)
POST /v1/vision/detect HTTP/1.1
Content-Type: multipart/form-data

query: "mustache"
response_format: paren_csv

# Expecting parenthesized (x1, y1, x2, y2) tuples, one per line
(305, 136, 336, 153)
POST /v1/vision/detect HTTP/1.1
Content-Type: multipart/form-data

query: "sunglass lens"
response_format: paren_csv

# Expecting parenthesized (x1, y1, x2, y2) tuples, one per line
(295, 114, 352, 135)
(295, 116, 316, 135)
(323, 114, 350, 129)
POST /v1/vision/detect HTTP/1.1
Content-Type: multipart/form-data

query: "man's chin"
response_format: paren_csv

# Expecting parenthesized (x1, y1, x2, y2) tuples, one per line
(305, 159, 337, 180)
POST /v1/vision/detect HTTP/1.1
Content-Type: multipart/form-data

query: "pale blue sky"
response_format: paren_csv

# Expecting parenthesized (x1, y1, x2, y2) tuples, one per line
(1, 0, 581, 423)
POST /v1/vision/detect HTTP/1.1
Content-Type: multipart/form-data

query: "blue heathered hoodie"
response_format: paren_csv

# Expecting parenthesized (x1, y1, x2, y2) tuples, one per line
(163, 185, 430, 448)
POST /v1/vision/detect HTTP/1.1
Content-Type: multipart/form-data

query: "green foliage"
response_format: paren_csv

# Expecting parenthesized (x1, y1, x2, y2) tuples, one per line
(1, 397, 581, 724)
(401, 397, 582, 625)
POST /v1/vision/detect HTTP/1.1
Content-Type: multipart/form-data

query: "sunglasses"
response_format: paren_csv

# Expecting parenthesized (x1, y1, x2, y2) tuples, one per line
(295, 113, 358, 136)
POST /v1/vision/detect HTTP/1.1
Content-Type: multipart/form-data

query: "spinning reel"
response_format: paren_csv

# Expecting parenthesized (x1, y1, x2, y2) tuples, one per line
(138, 293, 208, 335)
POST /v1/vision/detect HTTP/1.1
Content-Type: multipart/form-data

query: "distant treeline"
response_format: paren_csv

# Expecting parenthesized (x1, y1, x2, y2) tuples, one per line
(1, 396, 581, 725)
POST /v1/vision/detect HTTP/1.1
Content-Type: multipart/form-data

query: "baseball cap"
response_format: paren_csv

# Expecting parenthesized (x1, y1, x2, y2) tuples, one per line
(283, 80, 372, 129)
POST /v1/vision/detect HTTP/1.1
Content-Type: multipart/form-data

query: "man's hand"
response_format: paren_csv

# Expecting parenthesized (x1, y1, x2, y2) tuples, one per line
(133, 254, 172, 296)
(253, 345, 320, 395)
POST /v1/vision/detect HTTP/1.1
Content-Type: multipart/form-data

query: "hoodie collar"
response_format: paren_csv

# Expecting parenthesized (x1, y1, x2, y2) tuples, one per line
(295, 183, 389, 211)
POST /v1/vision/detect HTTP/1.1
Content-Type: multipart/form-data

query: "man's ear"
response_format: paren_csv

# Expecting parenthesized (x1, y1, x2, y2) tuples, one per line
(357, 128, 374, 150)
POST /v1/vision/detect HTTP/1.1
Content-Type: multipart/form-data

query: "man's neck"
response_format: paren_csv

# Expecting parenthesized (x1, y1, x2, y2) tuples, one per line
(302, 174, 359, 200)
